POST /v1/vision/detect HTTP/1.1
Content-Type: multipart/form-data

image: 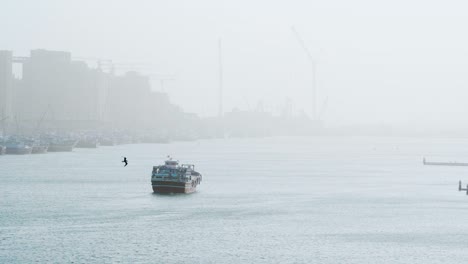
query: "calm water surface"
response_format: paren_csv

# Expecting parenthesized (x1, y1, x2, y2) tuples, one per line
(2, 136, 468, 263)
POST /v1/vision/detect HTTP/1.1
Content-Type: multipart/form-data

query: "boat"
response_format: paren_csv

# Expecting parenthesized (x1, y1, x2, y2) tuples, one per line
(76, 137, 100, 148)
(141, 134, 170, 144)
(24, 139, 49, 154)
(99, 137, 115, 146)
(423, 157, 468, 167)
(4, 139, 32, 155)
(151, 157, 202, 194)
(31, 144, 49, 154)
(47, 138, 78, 152)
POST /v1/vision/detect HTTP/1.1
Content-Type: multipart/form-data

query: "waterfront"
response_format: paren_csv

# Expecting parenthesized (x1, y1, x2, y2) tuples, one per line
(2, 136, 468, 263)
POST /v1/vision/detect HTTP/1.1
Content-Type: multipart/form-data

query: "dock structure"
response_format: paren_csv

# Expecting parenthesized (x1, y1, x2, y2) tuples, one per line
(459, 181, 468, 195)
(423, 157, 468, 167)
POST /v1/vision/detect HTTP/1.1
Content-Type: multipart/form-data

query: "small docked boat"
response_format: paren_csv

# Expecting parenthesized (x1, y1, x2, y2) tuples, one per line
(4, 139, 32, 155)
(76, 137, 100, 148)
(24, 139, 49, 154)
(47, 138, 78, 152)
(151, 157, 202, 194)
(31, 145, 49, 154)
(99, 137, 115, 146)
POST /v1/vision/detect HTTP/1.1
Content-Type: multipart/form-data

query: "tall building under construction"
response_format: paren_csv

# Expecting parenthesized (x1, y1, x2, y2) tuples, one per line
(0, 48, 182, 133)
(0, 50, 13, 125)
(15, 49, 108, 128)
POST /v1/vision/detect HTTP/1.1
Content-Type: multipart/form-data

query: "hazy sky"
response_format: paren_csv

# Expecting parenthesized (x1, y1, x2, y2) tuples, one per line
(2, 0, 468, 129)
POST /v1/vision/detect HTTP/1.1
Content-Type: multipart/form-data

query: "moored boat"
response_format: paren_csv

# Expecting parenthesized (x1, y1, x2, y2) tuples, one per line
(47, 138, 78, 152)
(31, 145, 49, 154)
(76, 137, 100, 148)
(4, 139, 32, 155)
(151, 157, 202, 194)
(99, 137, 115, 146)
(24, 139, 49, 154)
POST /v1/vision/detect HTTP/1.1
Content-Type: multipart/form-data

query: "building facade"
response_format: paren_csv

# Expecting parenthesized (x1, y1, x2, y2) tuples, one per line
(0, 50, 13, 126)
(14, 49, 108, 130)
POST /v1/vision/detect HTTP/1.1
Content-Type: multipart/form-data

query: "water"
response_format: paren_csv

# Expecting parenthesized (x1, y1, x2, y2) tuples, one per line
(2, 136, 468, 263)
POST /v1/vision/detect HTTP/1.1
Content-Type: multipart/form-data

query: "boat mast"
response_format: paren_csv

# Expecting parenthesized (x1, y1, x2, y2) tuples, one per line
(34, 105, 50, 136)
(0, 108, 8, 137)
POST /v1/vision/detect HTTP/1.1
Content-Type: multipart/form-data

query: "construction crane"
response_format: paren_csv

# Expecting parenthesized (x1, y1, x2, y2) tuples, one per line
(217, 38, 224, 118)
(73, 57, 150, 71)
(73, 57, 115, 74)
(12, 56, 28, 64)
(148, 74, 176, 92)
(73, 56, 175, 92)
(291, 26, 318, 121)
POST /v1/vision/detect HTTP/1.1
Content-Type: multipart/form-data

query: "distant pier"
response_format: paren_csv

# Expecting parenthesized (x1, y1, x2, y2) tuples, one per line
(459, 181, 468, 195)
(423, 157, 468, 167)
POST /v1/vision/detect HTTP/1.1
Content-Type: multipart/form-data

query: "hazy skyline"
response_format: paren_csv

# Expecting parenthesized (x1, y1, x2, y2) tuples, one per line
(2, 0, 468, 130)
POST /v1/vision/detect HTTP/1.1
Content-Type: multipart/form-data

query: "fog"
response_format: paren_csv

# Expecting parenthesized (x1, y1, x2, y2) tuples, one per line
(2, 0, 468, 135)
(4, 3, 468, 262)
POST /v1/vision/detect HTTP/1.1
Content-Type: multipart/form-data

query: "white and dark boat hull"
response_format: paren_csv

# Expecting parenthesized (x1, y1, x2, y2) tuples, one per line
(48, 145, 74, 152)
(32, 145, 48, 154)
(6, 147, 32, 155)
(152, 180, 199, 194)
(76, 140, 100, 148)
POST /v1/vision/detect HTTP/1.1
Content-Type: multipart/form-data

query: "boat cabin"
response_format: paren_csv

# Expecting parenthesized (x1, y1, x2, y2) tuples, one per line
(164, 160, 179, 169)
(182, 164, 195, 171)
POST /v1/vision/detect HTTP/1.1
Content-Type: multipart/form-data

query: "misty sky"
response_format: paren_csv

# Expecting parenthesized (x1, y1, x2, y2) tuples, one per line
(2, 0, 468, 129)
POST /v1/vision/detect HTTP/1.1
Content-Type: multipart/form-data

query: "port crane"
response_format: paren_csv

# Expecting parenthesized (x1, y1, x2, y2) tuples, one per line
(291, 26, 318, 120)
(148, 74, 176, 92)
(290, 26, 331, 122)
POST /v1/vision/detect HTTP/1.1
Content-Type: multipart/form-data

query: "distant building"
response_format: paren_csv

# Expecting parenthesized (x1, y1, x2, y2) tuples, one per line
(106, 71, 187, 132)
(16, 49, 72, 122)
(4, 48, 194, 134)
(108, 71, 153, 129)
(15, 49, 108, 130)
(0, 50, 13, 124)
(67, 61, 108, 122)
